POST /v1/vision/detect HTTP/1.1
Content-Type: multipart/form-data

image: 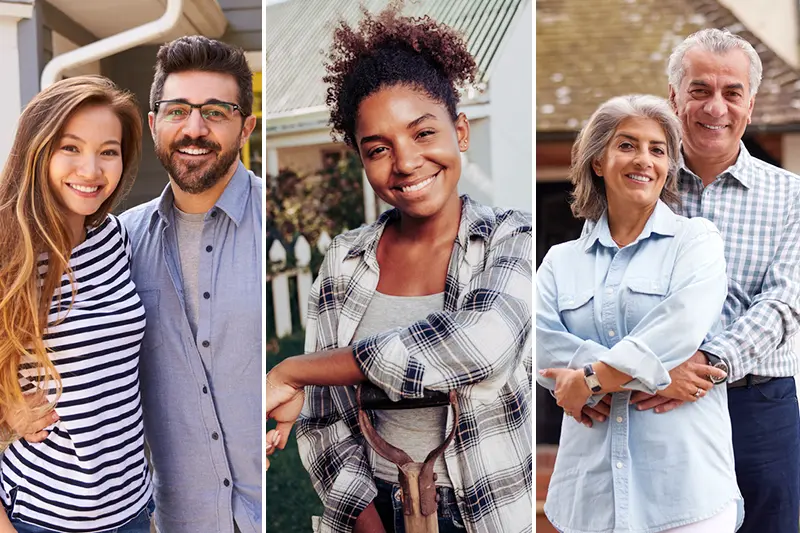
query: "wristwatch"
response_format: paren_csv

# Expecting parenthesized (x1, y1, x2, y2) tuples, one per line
(583, 364, 602, 393)
(702, 351, 729, 384)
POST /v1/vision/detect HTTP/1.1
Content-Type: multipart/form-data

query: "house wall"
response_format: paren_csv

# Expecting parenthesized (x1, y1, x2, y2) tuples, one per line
(487, 0, 532, 212)
(0, 2, 34, 162)
(719, 0, 798, 68)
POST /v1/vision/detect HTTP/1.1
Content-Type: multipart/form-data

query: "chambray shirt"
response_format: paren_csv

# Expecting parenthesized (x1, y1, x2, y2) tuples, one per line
(120, 162, 262, 533)
(536, 201, 743, 533)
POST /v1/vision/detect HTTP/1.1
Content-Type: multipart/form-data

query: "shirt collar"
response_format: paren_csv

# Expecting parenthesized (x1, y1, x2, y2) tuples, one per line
(148, 161, 251, 232)
(678, 140, 754, 189)
(583, 199, 678, 252)
(344, 195, 492, 259)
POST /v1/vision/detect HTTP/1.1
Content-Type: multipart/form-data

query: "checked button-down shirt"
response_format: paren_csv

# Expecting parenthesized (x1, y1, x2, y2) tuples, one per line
(678, 142, 800, 382)
(297, 196, 533, 533)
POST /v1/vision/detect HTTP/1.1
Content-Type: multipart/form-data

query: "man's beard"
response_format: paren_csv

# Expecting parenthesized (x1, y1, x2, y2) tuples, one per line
(155, 135, 241, 194)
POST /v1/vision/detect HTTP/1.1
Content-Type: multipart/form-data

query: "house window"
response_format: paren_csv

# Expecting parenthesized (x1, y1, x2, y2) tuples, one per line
(241, 71, 262, 177)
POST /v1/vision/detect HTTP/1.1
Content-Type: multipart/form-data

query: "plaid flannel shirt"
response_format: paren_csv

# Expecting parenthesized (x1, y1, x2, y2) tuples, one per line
(297, 196, 533, 533)
(678, 142, 800, 381)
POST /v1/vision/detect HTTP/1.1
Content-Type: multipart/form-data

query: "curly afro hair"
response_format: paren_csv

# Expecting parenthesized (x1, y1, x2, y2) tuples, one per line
(324, 3, 477, 149)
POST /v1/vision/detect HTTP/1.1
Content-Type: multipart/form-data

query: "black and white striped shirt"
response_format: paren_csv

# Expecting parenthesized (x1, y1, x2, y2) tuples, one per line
(1, 215, 152, 532)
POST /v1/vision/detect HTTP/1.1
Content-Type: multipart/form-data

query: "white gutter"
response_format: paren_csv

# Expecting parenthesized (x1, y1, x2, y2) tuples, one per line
(40, 0, 185, 89)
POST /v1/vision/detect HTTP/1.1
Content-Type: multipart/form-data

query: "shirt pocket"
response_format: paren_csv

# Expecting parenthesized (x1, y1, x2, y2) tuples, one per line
(624, 277, 669, 330)
(557, 290, 596, 340)
(137, 288, 163, 351)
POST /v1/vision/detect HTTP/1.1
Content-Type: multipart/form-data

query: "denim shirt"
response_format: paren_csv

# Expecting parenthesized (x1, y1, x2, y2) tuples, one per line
(120, 162, 262, 533)
(536, 201, 742, 533)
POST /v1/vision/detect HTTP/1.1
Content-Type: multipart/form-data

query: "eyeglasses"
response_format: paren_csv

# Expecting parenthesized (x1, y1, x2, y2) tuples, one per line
(153, 99, 244, 123)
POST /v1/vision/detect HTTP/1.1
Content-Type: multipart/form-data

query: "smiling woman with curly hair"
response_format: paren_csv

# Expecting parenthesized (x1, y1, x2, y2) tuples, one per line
(265, 4, 532, 533)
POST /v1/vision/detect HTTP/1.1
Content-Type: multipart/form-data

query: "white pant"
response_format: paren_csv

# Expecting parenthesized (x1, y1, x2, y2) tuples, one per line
(661, 501, 738, 532)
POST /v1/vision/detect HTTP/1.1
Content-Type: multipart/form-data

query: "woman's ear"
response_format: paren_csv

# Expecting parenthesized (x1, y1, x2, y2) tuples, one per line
(592, 158, 604, 177)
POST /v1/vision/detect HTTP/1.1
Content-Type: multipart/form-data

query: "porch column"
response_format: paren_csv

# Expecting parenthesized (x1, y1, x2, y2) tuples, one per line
(0, 2, 33, 162)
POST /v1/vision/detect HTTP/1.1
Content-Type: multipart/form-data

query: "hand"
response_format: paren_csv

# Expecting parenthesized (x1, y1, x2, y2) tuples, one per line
(266, 368, 304, 449)
(4, 391, 58, 443)
(539, 368, 591, 419)
(579, 394, 612, 427)
(265, 430, 281, 472)
(629, 392, 685, 414)
(659, 351, 727, 403)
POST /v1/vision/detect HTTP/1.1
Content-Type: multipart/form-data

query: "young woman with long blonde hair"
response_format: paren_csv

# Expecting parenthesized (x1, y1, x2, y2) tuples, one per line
(0, 75, 153, 533)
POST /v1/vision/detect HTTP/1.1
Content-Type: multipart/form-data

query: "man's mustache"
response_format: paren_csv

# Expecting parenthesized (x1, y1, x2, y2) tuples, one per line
(170, 137, 221, 152)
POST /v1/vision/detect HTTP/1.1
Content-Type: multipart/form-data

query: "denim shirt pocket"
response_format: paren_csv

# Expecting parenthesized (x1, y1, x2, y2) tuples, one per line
(624, 277, 668, 329)
(557, 290, 595, 339)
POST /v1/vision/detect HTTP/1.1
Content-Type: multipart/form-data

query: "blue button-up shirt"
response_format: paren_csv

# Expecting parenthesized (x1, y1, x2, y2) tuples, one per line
(536, 201, 742, 532)
(120, 162, 262, 533)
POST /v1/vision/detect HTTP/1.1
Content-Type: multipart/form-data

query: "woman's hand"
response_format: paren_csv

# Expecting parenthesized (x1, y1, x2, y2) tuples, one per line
(265, 430, 281, 472)
(265, 368, 304, 449)
(4, 391, 58, 443)
(539, 368, 591, 418)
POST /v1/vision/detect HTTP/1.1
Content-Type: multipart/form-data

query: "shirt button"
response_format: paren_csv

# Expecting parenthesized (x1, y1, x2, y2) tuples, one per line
(605, 287, 613, 295)
(202, 386, 208, 394)
(206, 245, 213, 252)
(608, 330, 616, 337)
(455, 488, 465, 498)
(202, 340, 210, 348)
(223, 479, 230, 487)
(203, 291, 210, 300)
(212, 432, 219, 440)
(210, 210, 217, 218)
(616, 416, 623, 423)
(616, 462, 623, 469)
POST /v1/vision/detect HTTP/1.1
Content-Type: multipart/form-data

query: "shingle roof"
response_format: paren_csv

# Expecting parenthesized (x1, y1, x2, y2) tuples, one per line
(537, 0, 800, 132)
(265, 0, 525, 116)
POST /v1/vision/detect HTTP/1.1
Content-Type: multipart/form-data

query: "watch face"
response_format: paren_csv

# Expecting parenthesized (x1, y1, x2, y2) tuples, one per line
(710, 362, 728, 384)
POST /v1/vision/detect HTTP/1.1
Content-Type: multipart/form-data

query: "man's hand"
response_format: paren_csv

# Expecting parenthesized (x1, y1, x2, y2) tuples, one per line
(4, 391, 58, 443)
(632, 351, 726, 412)
(579, 394, 612, 427)
(539, 368, 591, 419)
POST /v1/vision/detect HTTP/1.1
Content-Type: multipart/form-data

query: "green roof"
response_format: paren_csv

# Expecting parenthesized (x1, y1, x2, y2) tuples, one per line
(265, 0, 526, 116)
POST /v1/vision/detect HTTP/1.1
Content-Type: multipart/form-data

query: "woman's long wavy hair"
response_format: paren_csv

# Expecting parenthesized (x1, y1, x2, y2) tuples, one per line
(0, 75, 141, 432)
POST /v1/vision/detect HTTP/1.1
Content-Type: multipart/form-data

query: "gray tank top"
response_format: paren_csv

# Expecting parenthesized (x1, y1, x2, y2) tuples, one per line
(353, 291, 452, 487)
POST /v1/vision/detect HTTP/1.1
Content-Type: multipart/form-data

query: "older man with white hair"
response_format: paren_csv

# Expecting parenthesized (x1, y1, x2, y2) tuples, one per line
(578, 28, 800, 532)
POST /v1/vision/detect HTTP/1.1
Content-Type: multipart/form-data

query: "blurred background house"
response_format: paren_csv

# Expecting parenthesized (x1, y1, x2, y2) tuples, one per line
(536, 0, 800, 529)
(264, 0, 531, 530)
(0, 0, 262, 209)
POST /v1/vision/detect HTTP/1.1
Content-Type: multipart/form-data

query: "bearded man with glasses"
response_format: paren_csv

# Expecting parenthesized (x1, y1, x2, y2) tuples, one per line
(119, 35, 263, 533)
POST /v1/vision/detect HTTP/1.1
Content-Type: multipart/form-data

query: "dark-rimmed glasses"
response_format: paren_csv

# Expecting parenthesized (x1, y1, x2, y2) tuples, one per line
(153, 99, 244, 123)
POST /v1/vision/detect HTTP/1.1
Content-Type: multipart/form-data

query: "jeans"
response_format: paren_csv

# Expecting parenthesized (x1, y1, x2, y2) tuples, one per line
(11, 499, 155, 533)
(373, 478, 466, 533)
(729, 376, 800, 533)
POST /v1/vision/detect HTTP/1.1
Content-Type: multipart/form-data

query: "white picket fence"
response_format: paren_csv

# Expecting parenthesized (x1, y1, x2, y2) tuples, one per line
(267, 231, 333, 338)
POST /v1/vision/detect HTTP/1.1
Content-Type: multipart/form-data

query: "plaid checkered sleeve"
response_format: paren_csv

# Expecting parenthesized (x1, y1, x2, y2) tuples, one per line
(678, 144, 800, 381)
(295, 198, 533, 533)
(352, 217, 532, 402)
(297, 275, 378, 533)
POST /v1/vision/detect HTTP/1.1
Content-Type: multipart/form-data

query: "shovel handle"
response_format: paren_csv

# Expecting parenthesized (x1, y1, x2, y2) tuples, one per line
(357, 383, 451, 410)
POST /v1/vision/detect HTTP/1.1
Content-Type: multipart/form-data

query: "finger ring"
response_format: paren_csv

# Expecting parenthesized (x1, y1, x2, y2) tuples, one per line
(694, 388, 702, 398)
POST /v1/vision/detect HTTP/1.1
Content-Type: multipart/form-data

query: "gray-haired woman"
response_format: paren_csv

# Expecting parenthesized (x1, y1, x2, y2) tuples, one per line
(536, 94, 742, 532)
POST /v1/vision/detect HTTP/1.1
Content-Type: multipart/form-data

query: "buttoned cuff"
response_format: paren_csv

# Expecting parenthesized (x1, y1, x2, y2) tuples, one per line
(597, 338, 671, 394)
(353, 332, 424, 401)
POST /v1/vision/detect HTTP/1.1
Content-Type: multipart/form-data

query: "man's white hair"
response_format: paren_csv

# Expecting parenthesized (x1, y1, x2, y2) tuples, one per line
(667, 28, 763, 95)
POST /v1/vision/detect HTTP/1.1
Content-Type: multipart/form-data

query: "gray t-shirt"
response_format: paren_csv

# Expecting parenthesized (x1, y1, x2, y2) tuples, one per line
(173, 206, 204, 339)
(353, 291, 452, 487)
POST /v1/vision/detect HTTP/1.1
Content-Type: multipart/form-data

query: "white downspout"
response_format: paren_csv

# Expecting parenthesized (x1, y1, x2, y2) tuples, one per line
(40, 0, 185, 89)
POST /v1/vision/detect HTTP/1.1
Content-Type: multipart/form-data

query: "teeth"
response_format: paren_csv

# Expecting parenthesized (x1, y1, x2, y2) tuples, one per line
(700, 123, 725, 130)
(627, 174, 651, 183)
(179, 148, 211, 155)
(401, 174, 436, 193)
(68, 184, 100, 193)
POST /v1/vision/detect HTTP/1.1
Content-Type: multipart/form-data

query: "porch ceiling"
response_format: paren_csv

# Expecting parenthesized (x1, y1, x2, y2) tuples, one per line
(48, 0, 227, 42)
